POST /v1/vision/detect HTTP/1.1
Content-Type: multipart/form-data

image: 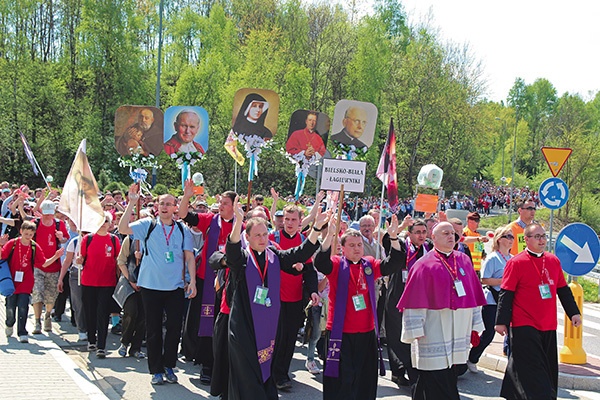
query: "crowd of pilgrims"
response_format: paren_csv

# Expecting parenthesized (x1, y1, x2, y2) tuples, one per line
(0, 180, 580, 400)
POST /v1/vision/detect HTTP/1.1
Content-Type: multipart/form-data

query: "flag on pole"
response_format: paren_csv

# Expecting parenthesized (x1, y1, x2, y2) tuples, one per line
(224, 130, 245, 166)
(58, 140, 105, 234)
(376, 119, 398, 212)
(19, 132, 39, 176)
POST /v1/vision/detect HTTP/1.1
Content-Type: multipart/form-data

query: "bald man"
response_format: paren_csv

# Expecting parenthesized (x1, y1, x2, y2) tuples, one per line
(398, 222, 486, 399)
(330, 107, 369, 148)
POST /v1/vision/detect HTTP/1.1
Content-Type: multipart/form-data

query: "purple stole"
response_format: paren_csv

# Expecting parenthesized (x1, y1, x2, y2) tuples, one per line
(198, 215, 220, 337)
(246, 248, 281, 382)
(406, 240, 429, 270)
(324, 257, 385, 378)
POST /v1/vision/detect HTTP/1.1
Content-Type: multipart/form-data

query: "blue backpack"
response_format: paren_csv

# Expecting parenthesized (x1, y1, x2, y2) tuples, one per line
(0, 259, 15, 297)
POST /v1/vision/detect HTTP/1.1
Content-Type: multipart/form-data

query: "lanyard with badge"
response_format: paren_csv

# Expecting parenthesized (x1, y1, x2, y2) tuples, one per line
(162, 222, 176, 263)
(14, 241, 30, 283)
(436, 252, 466, 297)
(250, 250, 271, 307)
(350, 262, 368, 311)
(529, 254, 552, 300)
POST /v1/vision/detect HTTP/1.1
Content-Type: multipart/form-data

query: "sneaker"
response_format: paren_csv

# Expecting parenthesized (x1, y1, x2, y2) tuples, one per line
(32, 320, 42, 334)
(118, 344, 129, 357)
(5, 326, 13, 337)
(78, 332, 88, 342)
(467, 361, 479, 373)
(43, 315, 52, 332)
(96, 349, 106, 359)
(131, 350, 146, 359)
(151, 373, 164, 385)
(19, 335, 28, 343)
(164, 367, 178, 384)
(305, 359, 320, 375)
(87, 343, 97, 351)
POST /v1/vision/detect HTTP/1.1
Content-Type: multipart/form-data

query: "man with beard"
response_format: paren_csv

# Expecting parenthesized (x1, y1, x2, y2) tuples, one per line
(118, 108, 163, 156)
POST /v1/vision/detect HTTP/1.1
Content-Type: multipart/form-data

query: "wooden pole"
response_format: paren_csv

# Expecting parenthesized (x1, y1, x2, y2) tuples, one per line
(332, 184, 345, 255)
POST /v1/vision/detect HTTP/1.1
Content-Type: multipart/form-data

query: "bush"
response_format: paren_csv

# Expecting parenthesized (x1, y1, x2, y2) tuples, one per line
(103, 181, 127, 194)
(152, 183, 168, 196)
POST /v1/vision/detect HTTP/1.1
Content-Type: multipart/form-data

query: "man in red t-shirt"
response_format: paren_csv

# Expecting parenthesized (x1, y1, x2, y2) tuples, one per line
(179, 181, 236, 383)
(495, 223, 581, 399)
(31, 200, 69, 334)
(269, 205, 318, 390)
(2, 221, 63, 342)
(314, 217, 402, 400)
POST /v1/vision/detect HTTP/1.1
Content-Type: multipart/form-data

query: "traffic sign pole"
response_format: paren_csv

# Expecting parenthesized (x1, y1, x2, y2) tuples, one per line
(549, 209, 554, 252)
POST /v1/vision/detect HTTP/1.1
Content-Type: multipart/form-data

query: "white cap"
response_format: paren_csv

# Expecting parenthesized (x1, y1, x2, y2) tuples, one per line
(40, 200, 57, 215)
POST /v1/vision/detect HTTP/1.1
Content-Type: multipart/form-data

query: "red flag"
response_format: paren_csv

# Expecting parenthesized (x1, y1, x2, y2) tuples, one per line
(376, 119, 398, 211)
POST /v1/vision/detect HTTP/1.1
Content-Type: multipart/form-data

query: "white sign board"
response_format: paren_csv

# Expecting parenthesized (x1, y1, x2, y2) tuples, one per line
(320, 159, 367, 193)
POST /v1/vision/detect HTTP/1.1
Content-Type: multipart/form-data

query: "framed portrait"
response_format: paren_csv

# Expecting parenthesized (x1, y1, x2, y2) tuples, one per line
(230, 88, 279, 140)
(286, 109, 330, 159)
(329, 100, 378, 149)
(163, 106, 209, 155)
(114, 106, 164, 156)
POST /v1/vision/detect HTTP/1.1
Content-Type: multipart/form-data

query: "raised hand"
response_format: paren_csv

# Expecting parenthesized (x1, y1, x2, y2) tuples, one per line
(183, 179, 194, 198)
(387, 214, 399, 238)
(128, 183, 140, 202)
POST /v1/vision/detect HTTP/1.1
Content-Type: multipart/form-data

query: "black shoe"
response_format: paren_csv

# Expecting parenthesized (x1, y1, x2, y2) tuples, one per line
(200, 371, 211, 385)
(276, 379, 292, 391)
(396, 375, 410, 387)
(53, 315, 62, 322)
(111, 322, 122, 335)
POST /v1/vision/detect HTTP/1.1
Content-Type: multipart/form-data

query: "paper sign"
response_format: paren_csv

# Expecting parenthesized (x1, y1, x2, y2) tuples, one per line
(414, 194, 439, 213)
(320, 159, 366, 193)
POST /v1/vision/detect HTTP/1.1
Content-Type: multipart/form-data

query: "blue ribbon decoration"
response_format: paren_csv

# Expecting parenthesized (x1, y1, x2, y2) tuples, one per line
(181, 161, 190, 190)
(248, 154, 257, 182)
(294, 171, 306, 200)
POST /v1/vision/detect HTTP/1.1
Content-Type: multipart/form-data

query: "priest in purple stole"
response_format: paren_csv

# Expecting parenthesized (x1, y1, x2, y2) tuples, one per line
(397, 222, 486, 400)
(313, 215, 402, 400)
(225, 198, 329, 400)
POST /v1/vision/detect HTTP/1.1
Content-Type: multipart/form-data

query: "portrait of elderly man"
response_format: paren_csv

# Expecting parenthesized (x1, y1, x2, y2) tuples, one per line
(330, 106, 369, 148)
(286, 111, 327, 159)
(232, 93, 274, 140)
(117, 107, 163, 156)
(164, 110, 206, 155)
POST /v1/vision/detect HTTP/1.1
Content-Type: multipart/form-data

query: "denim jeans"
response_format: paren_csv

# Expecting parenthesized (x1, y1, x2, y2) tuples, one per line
(5, 293, 31, 336)
(306, 305, 322, 361)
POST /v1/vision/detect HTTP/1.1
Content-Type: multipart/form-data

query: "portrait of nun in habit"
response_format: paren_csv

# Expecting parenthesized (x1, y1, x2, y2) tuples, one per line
(232, 93, 273, 140)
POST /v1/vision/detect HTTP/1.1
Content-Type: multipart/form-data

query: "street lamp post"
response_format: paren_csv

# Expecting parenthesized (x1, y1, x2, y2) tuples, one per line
(495, 117, 507, 178)
(508, 108, 519, 222)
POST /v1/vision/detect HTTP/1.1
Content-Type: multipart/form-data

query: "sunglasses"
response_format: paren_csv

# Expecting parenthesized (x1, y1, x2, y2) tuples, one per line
(521, 207, 536, 211)
(500, 234, 514, 240)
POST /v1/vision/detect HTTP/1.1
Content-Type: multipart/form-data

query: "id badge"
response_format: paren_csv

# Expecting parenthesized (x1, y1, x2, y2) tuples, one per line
(539, 284, 551, 299)
(254, 285, 269, 306)
(164, 251, 174, 263)
(454, 280, 466, 297)
(14, 271, 24, 282)
(402, 270, 408, 283)
(352, 294, 367, 311)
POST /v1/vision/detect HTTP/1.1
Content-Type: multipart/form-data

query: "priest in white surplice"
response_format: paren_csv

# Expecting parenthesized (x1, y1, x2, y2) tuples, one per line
(397, 222, 486, 399)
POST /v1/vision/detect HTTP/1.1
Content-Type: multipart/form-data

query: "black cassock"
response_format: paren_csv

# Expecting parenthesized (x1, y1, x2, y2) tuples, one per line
(226, 238, 319, 400)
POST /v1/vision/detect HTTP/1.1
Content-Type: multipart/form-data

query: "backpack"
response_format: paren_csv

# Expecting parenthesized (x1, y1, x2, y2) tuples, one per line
(6, 239, 37, 268)
(144, 219, 185, 255)
(34, 219, 62, 250)
(82, 233, 118, 266)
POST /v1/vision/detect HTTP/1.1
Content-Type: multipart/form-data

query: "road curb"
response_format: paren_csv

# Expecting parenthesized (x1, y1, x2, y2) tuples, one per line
(480, 352, 600, 392)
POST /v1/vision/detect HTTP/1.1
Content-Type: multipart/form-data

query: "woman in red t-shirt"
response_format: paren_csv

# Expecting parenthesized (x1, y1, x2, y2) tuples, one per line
(78, 213, 121, 358)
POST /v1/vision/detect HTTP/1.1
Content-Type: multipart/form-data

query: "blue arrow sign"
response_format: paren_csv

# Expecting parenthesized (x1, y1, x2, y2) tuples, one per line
(539, 177, 569, 210)
(555, 223, 600, 276)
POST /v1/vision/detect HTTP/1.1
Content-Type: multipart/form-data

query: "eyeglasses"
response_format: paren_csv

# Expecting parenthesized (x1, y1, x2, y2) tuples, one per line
(500, 234, 514, 240)
(527, 234, 548, 240)
(521, 207, 536, 211)
(159, 202, 175, 207)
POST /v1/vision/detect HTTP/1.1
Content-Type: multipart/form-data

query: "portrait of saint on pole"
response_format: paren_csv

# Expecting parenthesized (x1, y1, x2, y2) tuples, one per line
(163, 106, 209, 156)
(230, 88, 280, 141)
(286, 109, 330, 160)
(329, 99, 378, 154)
(114, 106, 164, 157)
